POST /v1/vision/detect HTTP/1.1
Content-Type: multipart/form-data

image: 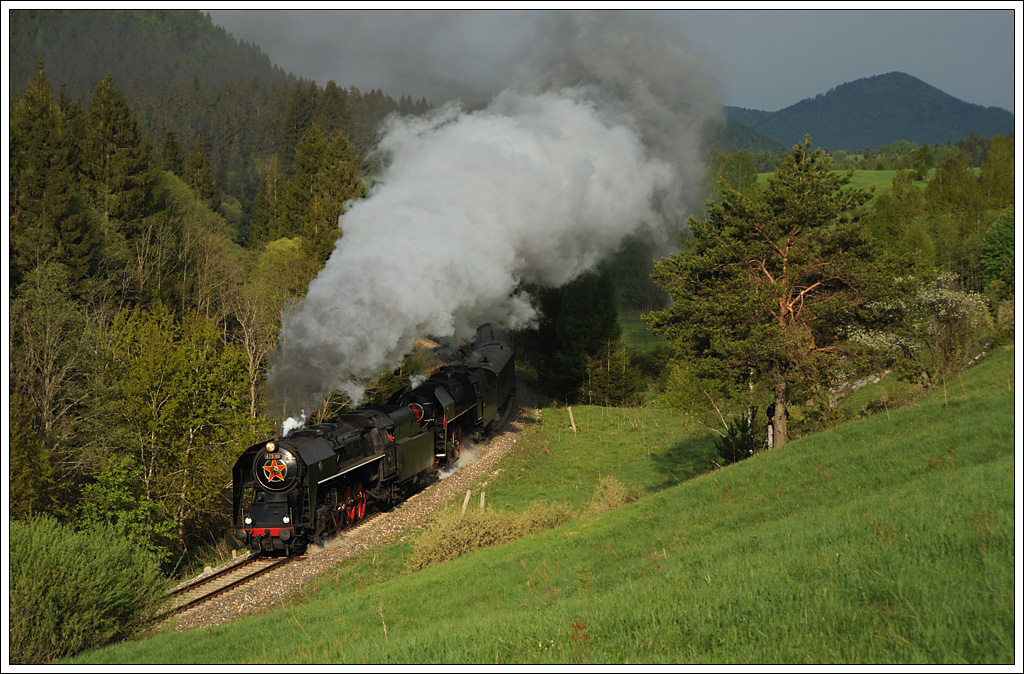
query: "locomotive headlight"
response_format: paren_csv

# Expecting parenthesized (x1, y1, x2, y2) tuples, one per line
(282, 516, 290, 524)
(244, 516, 252, 525)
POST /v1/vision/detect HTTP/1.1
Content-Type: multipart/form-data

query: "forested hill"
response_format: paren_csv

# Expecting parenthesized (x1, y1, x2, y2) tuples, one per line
(727, 72, 1014, 151)
(707, 116, 785, 154)
(9, 9, 290, 97)
(9, 9, 433, 205)
(13, 11, 1013, 162)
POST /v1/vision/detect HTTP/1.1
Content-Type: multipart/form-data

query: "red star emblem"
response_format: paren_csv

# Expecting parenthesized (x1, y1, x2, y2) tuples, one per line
(262, 458, 287, 482)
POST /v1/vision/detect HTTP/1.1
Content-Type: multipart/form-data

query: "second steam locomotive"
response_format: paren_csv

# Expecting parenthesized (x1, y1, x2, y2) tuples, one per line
(232, 324, 515, 556)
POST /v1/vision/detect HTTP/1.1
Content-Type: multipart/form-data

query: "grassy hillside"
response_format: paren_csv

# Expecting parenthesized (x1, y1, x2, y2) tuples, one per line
(68, 347, 1015, 664)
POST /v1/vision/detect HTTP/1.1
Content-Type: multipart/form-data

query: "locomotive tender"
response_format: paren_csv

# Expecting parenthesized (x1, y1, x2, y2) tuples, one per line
(232, 324, 515, 556)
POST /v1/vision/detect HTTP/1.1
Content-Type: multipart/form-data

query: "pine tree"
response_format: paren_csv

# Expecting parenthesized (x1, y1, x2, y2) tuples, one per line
(648, 138, 890, 447)
(183, 134, 218, 209)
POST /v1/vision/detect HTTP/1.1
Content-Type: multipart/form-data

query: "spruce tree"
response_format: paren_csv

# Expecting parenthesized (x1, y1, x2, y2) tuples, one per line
(246, 161, 283, 248)
(10, 62, 90, 293)
(528, 267, 622, 401)
(314, 80, 349, 137)
(278, 81, 316, 170)
(160, 122, 184, 176)
(279, 124, 366, 265)
(81, 74, 155, 235)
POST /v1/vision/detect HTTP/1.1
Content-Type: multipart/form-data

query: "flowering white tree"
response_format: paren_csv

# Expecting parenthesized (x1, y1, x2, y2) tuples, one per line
(850, 272, 992, 383)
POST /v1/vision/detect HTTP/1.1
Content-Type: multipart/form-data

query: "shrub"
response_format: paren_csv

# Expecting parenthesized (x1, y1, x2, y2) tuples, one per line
(995, 298, 1014, 338)
(582, 476, 642, 518)
(408, 501, 575, 572)
(10, 515, 167, 664)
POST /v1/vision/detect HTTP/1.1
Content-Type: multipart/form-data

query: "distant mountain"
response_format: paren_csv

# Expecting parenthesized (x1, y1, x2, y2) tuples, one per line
(726, 72, 1014, 151)
(10, 11, 1013, 158)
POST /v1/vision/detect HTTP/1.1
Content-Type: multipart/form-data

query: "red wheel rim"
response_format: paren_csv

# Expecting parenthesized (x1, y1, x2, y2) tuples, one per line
(343, 485, 355, 525)
(354, 482, 366, 520)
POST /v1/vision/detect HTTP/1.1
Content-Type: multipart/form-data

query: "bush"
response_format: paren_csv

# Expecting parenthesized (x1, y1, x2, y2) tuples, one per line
(582, 477, 642, 518)
(409, 501, 575, 572)
(10, 515, 167, 664)
(995, 297, 1014, 339)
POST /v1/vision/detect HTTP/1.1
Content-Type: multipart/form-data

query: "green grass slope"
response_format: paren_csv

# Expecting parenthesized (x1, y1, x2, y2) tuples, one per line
(70, 348, 1016, 664)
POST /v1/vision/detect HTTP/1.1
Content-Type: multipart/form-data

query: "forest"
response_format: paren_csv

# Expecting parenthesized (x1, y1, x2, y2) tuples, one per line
(8, 8, 1016, 576)
(8, 62, 382, 568)
(10, 55, 1015, 573)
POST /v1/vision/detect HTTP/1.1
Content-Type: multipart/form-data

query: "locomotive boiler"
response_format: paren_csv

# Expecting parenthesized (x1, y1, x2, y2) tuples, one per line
(232, 324, 515, 556)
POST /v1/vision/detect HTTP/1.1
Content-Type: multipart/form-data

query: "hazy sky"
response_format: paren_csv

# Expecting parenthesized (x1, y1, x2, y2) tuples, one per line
(205, 6, 1019, 114)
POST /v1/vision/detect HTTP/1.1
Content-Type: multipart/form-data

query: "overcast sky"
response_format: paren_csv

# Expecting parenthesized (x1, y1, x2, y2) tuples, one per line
(204, 6, 1019, 114)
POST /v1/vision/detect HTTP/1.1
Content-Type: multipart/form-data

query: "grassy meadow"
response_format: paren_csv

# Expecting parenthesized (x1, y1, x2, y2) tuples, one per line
(755, 169, 931, 208)
(66, 344, 1016, 665)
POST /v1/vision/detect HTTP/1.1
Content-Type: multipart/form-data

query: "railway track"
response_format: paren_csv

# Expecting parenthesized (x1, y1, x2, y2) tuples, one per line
(166, 555, 296, 615)
(164, 510, 388, 616)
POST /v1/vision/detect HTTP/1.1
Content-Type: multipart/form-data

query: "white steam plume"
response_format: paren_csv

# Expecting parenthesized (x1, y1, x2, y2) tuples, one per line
(268, 12, 722, 420)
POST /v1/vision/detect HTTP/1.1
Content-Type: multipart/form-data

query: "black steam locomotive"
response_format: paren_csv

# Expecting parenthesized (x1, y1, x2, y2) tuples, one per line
(232, 324, 515, 556)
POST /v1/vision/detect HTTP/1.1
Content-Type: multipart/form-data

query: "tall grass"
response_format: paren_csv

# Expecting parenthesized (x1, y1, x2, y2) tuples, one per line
(67, 347, 1015, 664)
